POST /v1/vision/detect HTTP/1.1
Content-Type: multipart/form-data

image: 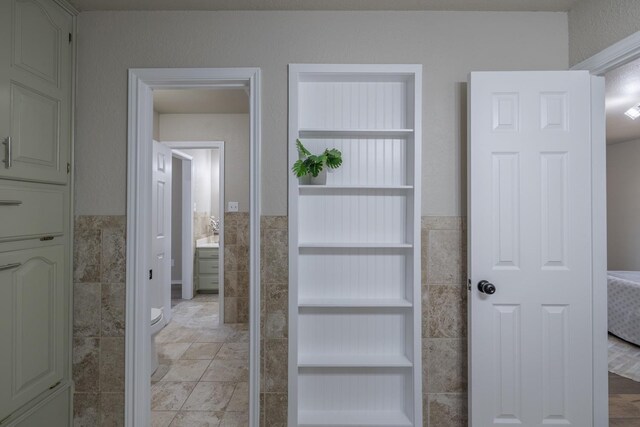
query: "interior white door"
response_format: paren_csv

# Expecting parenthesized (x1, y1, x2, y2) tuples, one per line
(469, 71, 599, 426)
(152, 141, 172, 322)
(181, 157, 194, 300)
(0, 0, 72, 184)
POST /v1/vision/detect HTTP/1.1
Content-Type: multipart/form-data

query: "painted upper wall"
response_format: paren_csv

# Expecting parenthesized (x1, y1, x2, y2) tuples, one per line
(74, 10, 568, 216)
(607, 138, 640, 271)
(181, 149, 213, 215)
(569, 0, 640, 66)
(159, 114, 250, 212)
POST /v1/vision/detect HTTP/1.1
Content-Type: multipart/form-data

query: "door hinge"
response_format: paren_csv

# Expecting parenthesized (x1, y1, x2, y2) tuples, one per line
(67, 163, 70, 174)
(68, 33, 72, 44)
(149, 269, 153, 280)
(49, 381, 61, 390)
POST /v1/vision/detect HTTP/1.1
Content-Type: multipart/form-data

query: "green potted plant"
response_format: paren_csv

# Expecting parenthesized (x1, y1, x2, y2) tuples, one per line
(292, 139, 343, 185)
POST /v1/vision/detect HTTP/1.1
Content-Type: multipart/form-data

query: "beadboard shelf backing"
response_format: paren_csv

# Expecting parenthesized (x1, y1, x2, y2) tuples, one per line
(298, 129, 414, 138)
(288, 64, 422, 426)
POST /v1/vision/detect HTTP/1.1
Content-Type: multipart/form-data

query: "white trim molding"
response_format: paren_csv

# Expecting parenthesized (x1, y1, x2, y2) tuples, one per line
(126, 68, 261, 427)
(165, 141, 224, 308)
(572, 30, 640, 75)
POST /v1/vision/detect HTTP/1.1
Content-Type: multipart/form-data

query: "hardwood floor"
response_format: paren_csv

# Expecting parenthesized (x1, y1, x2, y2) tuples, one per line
(610, 372, 640, 426)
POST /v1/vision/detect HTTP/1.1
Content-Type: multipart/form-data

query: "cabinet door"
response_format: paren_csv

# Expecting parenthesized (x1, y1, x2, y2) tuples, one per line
(0, 0, 72, 184)
(0, 244, 65, 420)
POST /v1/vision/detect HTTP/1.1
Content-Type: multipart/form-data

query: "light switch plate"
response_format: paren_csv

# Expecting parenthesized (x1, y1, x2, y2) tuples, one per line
(228, 201, 239, 212)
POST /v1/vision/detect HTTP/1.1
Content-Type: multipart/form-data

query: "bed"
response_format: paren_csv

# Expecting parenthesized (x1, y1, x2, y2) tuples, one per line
(608, 271, 640, 346)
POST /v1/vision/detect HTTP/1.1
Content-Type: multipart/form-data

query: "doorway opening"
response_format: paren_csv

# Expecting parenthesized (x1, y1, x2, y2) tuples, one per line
(126, 68, 261, 427)
(572, 31, 640, 425)
(601, 57, 640, 424)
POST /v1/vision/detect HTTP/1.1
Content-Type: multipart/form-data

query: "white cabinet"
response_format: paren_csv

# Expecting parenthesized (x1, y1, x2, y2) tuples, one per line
(288, 64, 422, 426)
(0, 0, 74, 425)
(0, 244, 66, 421)
(0, 0, 73, 184)
(8, 387, 70, 427)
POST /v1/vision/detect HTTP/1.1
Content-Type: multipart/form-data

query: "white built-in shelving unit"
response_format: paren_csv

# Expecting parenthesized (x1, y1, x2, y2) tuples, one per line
(288, 64, 422, 426)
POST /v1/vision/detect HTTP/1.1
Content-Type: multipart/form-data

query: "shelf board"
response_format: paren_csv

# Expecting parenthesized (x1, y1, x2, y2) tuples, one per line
(299, 298, 412, 308)
(298, 410, 413, 427)
(299, 242, 413, 249)
(299, 128, 414, 138)
(298, 354, 412, 368)
(299, 185, 413, 191)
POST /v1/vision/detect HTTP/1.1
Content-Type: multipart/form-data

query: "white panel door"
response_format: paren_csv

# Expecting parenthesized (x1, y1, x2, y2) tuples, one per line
(152, 141, 172, 322)
(469, 71, 598, 426)
(0, 244, 65, 420)
(0, 0, 72, 184)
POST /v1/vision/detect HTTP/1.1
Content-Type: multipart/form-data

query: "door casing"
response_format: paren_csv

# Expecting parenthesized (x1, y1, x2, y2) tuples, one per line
(570, 29, 640, 427)
(166, 141, 225, 309)
(126, 68, 261, 427)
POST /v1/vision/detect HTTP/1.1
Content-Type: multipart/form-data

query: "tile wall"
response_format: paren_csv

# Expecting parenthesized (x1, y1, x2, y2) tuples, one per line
(72, 215, 468, 426)
(194, 212, 212, 242)
(224, 212, 250, 323)
(73, 216, 127, 426)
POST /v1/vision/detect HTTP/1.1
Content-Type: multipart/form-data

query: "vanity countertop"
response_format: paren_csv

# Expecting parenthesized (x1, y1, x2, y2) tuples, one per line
(196, 236, 219, 248)
(197, 242, 219, 248)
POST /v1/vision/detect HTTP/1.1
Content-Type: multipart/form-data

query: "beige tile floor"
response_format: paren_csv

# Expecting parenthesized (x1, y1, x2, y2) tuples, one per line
(151, 294, 249, 427)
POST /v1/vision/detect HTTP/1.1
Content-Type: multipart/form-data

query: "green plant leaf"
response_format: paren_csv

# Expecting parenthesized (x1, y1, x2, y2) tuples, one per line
(305, 156, 324, 177)
(292, 141, 342, 178)
(296, 139, 311, 157)
(292, 159, 308, 177)
(325, 148, 343, 169)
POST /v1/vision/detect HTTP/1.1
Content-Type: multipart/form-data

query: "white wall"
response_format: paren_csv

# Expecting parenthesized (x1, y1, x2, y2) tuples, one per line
(75, 10, 569, 216)
(160, 114, 249, 212)
(569, 0, 640, 66)
(171, 157, 183, 281)
(607, 138, 640, 271)
(182, 149, 212, 215)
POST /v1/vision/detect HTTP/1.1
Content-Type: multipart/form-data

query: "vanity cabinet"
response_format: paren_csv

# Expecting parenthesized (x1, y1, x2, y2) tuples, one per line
(196, 247, 219, 292)
(0, 0, 75, 425)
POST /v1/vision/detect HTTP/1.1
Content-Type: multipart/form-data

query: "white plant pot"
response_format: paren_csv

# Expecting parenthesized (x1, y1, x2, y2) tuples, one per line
(308, 168, 327, 185)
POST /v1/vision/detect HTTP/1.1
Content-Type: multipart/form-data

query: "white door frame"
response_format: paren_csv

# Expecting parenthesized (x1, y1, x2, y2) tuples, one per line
(126, 68, 261, 427)
(167, 141, 225, 310)
(170, 149, 195, 301)
(571, 30, 640, 427)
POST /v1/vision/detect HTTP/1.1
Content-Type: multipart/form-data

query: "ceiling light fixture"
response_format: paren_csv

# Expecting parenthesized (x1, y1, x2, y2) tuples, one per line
(624, 105, 640, 120)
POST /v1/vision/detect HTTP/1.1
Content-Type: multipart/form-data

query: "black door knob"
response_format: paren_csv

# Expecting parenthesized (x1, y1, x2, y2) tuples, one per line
(477, 280, 496, 295)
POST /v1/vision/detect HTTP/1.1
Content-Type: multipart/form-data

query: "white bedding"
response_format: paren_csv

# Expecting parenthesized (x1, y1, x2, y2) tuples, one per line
(608, 271, 640, 346)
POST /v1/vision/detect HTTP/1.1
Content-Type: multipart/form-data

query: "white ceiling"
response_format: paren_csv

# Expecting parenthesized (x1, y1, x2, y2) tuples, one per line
(605, 57, 640, 145)
(153, 89, 249, 114)
(69, 0, 577, 12)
